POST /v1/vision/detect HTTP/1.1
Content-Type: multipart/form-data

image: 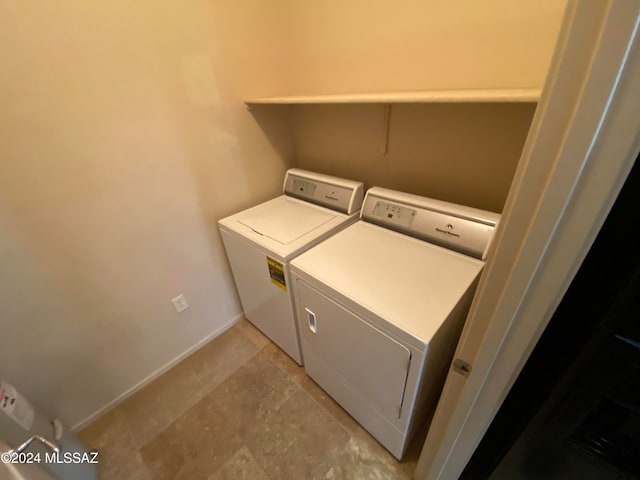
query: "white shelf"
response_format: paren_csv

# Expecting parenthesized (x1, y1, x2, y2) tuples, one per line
(246, 88, 541, 105)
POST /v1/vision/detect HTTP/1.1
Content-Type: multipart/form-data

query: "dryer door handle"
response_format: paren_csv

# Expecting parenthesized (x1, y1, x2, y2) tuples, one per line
(305, 308, 318, 334)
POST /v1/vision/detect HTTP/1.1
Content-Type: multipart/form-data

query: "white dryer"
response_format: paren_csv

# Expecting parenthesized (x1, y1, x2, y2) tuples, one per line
(219, 169, 364, 365)
(290, 187, 500, 459)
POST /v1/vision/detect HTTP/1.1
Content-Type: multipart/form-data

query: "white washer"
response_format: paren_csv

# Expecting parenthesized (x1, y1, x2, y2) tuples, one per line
(290, 187, 500, 459)
(219, 169, 364, 365)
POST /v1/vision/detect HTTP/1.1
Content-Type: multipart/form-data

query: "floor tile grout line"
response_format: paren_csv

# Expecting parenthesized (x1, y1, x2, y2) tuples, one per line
(231, 324, 309, 420)
(240, 336, 360, 445)
(95, 410, 147, 479)
(201, 347, 304, 455)
(85, 320, 413, 480)
(293, 378, 365, 479)
(235, 318, 309, 388)
(254, 353, 306, 426)
(123, 325, 261, 451)
(294, 379, 417, 477)
(133, 343, 263, 452)
(194, 336, 264, 396)
(299, 377, 357, 440)
(129, 370, 208, 451)
(259, 343, 309, 386)
(121, 325, 348, 479)
(235, 317, 272, 350)
(240, 443, 279, 480)
(227, 444, 276, 480)
(201, 344, 264, 401)
(217, 364, 305, 480)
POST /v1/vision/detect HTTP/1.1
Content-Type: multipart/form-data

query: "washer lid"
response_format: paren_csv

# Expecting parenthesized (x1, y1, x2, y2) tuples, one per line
(219, 195, 356, 261)
(291, 221, 485, 345)
(239, 199, 336, 245)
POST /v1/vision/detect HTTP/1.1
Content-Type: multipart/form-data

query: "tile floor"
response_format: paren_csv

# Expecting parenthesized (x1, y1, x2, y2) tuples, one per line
(79, 319, 424, 479)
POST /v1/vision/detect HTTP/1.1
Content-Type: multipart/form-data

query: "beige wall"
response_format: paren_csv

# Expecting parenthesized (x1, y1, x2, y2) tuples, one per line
(0, 0, 565, 430)
(292, 103, 537, 212)
(286, 0, 567, 94)
(0, 0, 291, 428)
(278, 1, 565, 212)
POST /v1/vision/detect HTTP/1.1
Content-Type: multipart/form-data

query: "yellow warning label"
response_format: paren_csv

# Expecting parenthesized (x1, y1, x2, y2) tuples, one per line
(267, 256, 287, 291)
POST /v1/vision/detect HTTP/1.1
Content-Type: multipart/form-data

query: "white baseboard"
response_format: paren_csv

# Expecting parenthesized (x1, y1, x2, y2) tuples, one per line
(71, 313, 244, 432)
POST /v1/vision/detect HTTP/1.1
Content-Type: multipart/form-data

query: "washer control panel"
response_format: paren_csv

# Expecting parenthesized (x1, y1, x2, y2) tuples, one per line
(283, 169, 364, 214)
(291, 178, 317, 197)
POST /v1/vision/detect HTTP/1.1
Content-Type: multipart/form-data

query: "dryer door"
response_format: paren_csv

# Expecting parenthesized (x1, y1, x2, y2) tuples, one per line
(297, 281, 411, 419)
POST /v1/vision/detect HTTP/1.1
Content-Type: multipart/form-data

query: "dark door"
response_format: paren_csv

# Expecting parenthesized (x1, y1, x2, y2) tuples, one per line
(461, 152, 640, 479)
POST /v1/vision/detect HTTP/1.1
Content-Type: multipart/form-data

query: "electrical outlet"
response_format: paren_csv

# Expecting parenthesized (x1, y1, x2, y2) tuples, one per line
(172, 294, 189, 313)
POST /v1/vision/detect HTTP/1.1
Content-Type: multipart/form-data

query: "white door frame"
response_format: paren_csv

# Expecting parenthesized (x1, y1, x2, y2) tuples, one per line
(416, 1, 640, 478)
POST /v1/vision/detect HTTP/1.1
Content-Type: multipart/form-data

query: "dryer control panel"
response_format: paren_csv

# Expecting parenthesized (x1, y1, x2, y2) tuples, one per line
(362, 187, 501, 260)
(283, 169, 364, 215)
(371, 201, 417, 230)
